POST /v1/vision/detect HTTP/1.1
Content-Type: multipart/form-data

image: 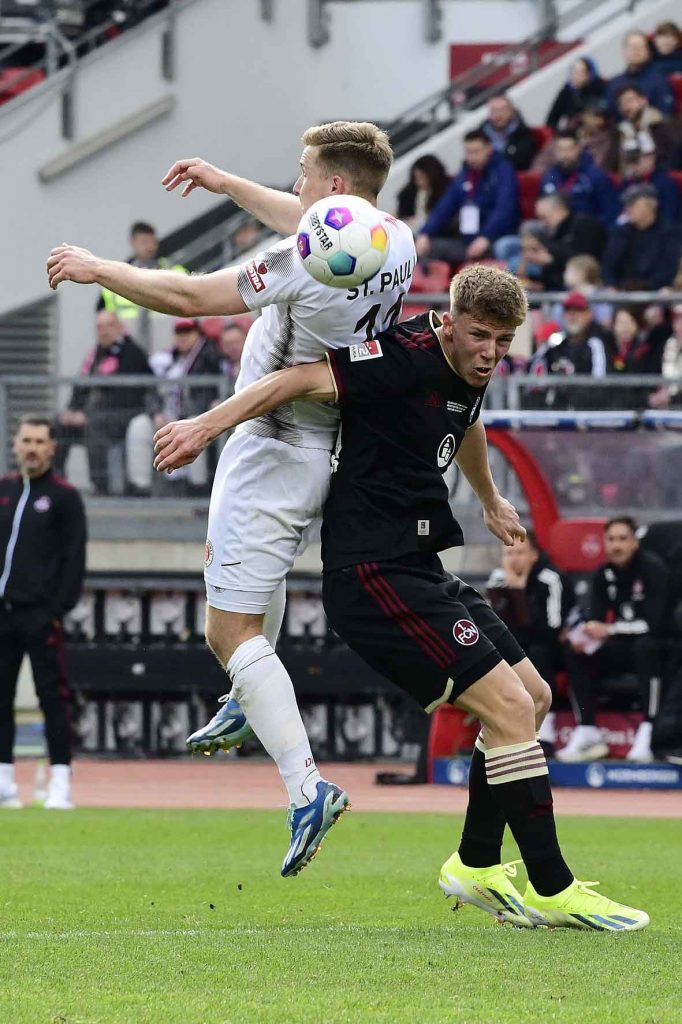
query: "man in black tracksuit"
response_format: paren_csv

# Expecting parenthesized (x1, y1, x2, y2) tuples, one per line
(486, 530, 573, 752)
(561, 516, 668, 763)
(0, 415, 86, 809)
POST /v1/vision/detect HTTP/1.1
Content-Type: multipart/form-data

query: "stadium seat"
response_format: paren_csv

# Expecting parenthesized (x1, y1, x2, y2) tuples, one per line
(531, 125, 554, 150)
(668, 72, 682, 115)
(410, 259, 451, 294)
(426, 704, 479, 781)
(516, 170, 541, 221)
(0, 67, 45, 105)
(547, 517, 607, 573)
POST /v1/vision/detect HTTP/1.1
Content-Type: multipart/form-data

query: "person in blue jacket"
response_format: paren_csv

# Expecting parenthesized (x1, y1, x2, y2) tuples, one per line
(620, 144, 680, 224)
(415, 130, 520, 264)
(606, 30, 674, 115)
(539, 130, 619, 224)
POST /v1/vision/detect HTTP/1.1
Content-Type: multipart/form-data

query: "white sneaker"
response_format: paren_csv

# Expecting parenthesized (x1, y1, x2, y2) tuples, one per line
(556, 725, 609, 763)
(0, 784, 23, 809)
(44, 765, 75, 810)
(538, 712, 557, 746)
(626, 721, 654, 763)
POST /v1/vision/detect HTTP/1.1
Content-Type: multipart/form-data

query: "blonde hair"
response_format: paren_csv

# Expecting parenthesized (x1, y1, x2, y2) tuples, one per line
(449, 265, 528, 328)
(565, 254, 601, 286)
(302, 121, 393, 198)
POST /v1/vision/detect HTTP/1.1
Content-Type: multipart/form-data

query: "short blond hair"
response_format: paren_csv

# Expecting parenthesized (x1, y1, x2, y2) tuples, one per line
(565, 254, 601, 286)
(302, 121, 393, 198)
(449, 264, 528, 328)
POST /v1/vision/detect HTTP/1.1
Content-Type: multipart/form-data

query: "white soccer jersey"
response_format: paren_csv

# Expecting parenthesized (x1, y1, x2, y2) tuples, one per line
(235, 214, 417, 449)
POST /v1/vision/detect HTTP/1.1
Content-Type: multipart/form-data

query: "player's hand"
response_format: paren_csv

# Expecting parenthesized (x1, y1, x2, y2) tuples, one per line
(47, 244, 102, 289)
(153, 418, 212, 472)
(162, 157, 227, 198)
(483, 495, 526, 547)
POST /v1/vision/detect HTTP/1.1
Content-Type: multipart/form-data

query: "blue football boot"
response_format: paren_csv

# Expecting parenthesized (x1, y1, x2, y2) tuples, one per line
(186, 694, 254, 755)
(281, 780, 350, 877)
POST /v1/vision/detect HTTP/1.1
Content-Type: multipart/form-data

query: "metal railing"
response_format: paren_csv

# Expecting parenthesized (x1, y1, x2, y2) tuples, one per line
(2, 369, 681, 491)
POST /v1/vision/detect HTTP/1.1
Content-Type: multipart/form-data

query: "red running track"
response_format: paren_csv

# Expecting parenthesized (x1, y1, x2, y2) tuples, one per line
(13, 759, 682, 817)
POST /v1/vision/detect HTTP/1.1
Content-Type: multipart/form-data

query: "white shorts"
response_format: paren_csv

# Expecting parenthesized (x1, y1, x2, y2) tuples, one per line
(204, 429, 332, 614)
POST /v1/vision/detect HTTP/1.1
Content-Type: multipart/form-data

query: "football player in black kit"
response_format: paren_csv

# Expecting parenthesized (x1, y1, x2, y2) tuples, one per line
(154, 265, 648, 932)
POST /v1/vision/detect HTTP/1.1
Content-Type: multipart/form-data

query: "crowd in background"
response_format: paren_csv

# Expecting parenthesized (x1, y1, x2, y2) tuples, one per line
(398, 25, 682, 409)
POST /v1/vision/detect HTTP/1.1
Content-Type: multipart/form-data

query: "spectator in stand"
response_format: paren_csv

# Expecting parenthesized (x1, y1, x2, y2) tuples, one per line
(231, 218, 261, 255)
(150, 318, 222, 425)
(97, 221, 187, 347)
(602, 184, 682, 290)
(649, 304, 682, 408)
(415, 129, 519, 264)
(651, 21, 682, 76)
(559, 516, 669, 763)
(576, 102, 620, 173)
(396, 155, 450, 234)
(539, 130, 618, 225)
(54, 311, 152, 495)
(510, 193, 605, 291)
(615, 84, 676, 173)
(606, 306, 667, 409)
(478, 92, 537, 171)
(527, 292, 612, 408)
(217, 317, 248, 385)
(486, 531, 574, 755)
(619, 140, 680, 223)
(546, 57, 608, 131)
(606, 30, 674, 116)
(557, 254, 613, 326)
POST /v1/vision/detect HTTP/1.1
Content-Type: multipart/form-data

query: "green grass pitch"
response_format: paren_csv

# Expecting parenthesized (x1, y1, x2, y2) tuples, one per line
(1, 808, 680, 1024)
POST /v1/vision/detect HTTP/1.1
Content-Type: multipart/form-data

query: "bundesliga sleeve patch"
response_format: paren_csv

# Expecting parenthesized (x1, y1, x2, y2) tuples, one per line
(349, 340, 383, 362)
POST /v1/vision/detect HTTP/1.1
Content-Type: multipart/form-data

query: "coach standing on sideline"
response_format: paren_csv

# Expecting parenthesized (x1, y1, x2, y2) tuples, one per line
(0, 415, 86, 810)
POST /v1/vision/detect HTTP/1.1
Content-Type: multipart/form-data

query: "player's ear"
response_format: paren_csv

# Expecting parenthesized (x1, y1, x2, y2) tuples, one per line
(329, 174, 346, 195)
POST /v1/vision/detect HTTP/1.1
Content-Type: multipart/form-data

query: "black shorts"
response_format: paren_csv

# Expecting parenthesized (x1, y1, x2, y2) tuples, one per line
(322, 553, 526, 712)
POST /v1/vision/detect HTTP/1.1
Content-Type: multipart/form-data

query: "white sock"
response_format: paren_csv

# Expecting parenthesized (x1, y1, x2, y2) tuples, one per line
(0, 763, 15, 786)
(228, 635, 322, 807)
(50, 764, 71, 786)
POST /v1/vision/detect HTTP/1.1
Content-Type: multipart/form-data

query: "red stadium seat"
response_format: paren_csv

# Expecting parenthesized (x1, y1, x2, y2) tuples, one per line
(0, 67, 45, 105)
(547, 518, 607, 573)
(410, 259, 452, 294)
(531, 125, 554, 150)
(426, 705, 479, 780)
(668, 72, 682, 115)
(517, 170, 541, 221)
(669, 170, 682, 197)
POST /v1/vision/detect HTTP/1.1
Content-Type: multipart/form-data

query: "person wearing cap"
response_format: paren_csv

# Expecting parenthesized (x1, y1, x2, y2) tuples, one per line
(150, 318, 222, 426)
(602, 185, 682, 291)
(619, 141, 680, 225)
(529, 292, 613, 409)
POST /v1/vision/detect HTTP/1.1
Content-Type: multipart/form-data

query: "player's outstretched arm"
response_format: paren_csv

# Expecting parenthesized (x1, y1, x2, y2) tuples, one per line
(47, 245, 250, 317)
(455, 418, 526, 546)
(153, 361, 335, 473)
(162, 158, 301, 236)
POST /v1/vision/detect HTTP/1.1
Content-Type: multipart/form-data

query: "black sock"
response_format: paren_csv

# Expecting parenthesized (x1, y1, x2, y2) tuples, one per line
(458, 741, 506, 868)
(485, 740, 573, 897)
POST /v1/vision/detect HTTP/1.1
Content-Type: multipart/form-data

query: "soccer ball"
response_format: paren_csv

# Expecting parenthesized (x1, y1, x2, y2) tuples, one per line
(296, 194, 391, 289)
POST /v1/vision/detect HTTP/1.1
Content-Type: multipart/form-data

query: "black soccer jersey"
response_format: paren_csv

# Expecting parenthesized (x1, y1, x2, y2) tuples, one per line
(322, 311, 487, 571)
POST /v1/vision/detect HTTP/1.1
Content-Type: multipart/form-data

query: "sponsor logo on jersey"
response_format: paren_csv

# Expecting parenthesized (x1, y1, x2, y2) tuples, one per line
(349, 340, 383, 362)
(33, 496, 51, 512)
(245, 260, 267, 293)
(204, 539, 214, 568)
(437, 434, 456, 469)
(426, 391, 442, 408)
(453, 619, 479, 646)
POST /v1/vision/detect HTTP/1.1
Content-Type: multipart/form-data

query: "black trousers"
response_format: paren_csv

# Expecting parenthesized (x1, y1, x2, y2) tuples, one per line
(0, 606, 72, 764)
(565, 635, 662, 726)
